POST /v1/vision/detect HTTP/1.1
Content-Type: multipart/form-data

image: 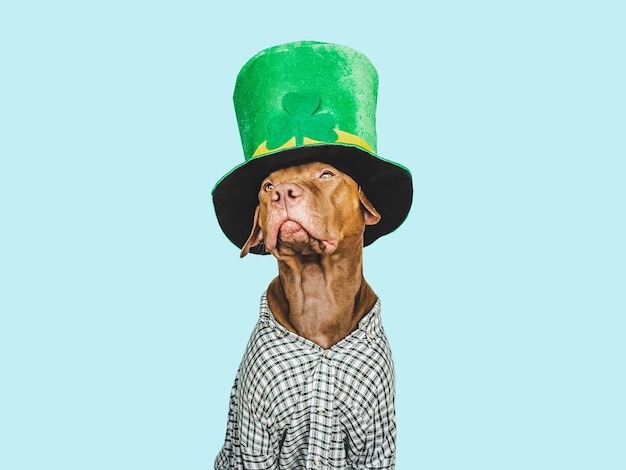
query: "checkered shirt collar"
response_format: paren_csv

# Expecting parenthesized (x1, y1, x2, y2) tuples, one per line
(258, 291, 383, 349)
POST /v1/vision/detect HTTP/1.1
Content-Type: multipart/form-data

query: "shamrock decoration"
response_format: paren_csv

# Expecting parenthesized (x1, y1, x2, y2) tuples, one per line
(266, 92, 338, 150)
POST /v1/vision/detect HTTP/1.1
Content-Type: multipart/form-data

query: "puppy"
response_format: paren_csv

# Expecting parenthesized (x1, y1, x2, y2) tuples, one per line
(215, 161, 396, 469)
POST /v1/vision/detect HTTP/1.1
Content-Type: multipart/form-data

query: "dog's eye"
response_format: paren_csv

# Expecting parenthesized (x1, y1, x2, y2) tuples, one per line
(320, 170, 334, 179)
(263, 182, 274, 192)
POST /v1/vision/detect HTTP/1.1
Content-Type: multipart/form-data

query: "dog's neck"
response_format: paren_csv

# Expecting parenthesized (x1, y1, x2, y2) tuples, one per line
(267, 247, 377, 349)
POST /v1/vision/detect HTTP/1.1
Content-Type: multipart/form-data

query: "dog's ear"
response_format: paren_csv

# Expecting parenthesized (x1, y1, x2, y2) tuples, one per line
(240, 205, 264, 258)
(358, 188, 381, 226)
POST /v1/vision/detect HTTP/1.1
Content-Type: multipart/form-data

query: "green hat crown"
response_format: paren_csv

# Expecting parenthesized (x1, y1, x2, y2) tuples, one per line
(234, 41, 379, 160)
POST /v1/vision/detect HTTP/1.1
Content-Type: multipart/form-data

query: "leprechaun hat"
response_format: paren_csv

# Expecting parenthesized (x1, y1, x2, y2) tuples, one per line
(212, 41, 413, 254)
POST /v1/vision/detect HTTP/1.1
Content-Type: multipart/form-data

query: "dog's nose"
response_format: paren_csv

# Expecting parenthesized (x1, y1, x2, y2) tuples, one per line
(272, 182, 303, 203)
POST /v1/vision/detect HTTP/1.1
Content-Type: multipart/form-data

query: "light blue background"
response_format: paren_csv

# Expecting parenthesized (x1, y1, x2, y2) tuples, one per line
(1, 1, 624, 469)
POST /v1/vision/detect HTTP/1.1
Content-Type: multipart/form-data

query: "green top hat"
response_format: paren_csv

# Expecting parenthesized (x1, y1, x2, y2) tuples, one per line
(212, 41, 413, 254)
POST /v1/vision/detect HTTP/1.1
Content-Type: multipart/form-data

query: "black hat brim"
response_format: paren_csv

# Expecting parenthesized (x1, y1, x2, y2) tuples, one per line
(212, 144, 413, 255)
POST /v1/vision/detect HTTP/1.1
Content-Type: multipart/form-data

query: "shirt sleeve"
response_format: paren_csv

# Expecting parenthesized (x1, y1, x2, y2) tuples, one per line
(214, 370, 278, 470)
(352, 379, 397, 469)
(214, 375, 240, 470)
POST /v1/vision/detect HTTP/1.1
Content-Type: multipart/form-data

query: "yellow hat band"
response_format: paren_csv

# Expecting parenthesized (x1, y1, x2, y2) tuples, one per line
(251, 129, 374, 158)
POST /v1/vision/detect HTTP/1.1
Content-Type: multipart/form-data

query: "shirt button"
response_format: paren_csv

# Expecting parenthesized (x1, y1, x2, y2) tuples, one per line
(323, 350, 331, 359)
(317, 406, 326, 416)
(314, 456, 323, 467)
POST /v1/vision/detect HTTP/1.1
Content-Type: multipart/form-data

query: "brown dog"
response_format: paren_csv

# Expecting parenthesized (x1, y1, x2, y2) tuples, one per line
(215, 161, 397, 468)
(241, 161, 381, 348)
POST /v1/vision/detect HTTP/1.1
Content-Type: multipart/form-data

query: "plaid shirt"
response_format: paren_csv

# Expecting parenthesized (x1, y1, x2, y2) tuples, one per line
(215, 292, 396, 469)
